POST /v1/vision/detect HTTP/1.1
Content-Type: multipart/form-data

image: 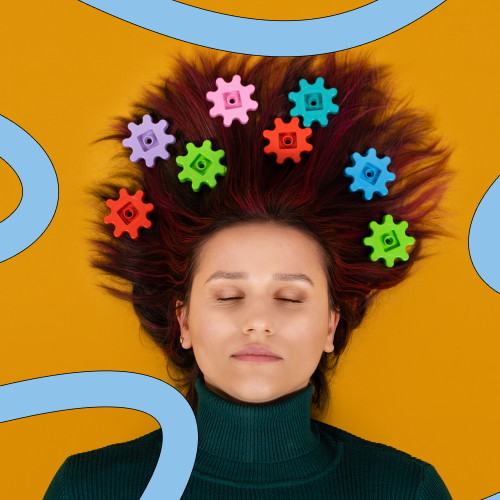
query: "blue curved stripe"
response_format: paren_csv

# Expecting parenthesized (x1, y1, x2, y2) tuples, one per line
(0, 371, 198, 500)
(469, 175, 500, 294)
(78, 0, 446, 57)
(0, 114, 58, 263)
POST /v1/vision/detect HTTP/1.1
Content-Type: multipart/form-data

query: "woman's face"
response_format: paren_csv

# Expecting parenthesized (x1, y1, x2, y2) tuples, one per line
(176, 222, 340, 405)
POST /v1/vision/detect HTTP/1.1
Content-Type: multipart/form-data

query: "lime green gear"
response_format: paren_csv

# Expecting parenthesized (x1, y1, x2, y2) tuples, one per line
(363, 214, 416, 267)
(176, 140, 226, 192)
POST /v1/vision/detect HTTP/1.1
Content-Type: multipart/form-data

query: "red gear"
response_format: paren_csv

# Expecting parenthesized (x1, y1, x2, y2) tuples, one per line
(104, 188, 154, 239)
(263, 117, 313, 164)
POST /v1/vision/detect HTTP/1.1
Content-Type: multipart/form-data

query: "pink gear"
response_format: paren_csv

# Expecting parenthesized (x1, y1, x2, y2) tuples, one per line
(206, 74, 258, 127)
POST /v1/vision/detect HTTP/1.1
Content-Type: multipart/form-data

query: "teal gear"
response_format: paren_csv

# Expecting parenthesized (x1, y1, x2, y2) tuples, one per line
(363, 214, 416, 268)
(288, 77, 339, 127)
(176, 140, 226, 192)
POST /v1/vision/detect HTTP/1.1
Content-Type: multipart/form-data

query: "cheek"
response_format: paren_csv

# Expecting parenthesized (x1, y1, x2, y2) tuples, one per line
(189, 300, 235, 350)
(283, 310, 330, 356)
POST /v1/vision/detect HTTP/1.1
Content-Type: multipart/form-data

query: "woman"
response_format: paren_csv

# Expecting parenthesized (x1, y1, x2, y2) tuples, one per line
(44, 49, 454, 499)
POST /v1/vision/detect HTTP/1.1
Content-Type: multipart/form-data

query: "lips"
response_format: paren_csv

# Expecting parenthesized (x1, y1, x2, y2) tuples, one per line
(232, 344, 281, 357)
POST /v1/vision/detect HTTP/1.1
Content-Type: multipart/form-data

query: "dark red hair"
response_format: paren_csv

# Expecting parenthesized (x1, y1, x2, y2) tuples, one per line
(86, 49, 453, 416)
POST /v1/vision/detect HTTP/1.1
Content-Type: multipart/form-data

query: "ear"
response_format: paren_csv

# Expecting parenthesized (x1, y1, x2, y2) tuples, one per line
(324, 309, 340, 354)
(175, 300, 192, 349)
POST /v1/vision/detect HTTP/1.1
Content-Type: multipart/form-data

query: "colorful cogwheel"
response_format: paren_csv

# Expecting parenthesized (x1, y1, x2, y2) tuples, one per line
(176, 140, 226, 192)
(122, 114, 176, 168)
(363, 214, 416, 268)
(104, 188, 154, 239)
(206, 74, 258, 127)
(262, 117, 313, 164)
(344, 148, 396, 201)
(288, 77, 339, 127)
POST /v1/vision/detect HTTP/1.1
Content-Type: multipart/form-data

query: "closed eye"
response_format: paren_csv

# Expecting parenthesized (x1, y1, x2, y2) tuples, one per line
(217, 297, 302, 303)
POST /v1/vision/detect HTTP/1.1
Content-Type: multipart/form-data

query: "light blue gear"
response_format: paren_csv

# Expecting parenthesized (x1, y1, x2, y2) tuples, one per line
(288, 77, 339, 127)
(344, 148, 395, 201)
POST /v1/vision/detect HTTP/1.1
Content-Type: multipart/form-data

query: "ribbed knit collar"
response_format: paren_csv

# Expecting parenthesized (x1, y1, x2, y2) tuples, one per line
(194, 377, 320, 464)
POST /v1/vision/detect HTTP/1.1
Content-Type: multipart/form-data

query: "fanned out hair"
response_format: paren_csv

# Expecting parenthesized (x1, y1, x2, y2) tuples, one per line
(86, 49, 454, 417)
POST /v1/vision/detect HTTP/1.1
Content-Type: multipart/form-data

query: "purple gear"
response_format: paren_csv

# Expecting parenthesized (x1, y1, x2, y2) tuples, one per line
(122, 114, 176, 168)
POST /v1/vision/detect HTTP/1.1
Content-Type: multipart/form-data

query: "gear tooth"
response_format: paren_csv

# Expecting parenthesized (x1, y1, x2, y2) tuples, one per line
(299, 79, 308, 89)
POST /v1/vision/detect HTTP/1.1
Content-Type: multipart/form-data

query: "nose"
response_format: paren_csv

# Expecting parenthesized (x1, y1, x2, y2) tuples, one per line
(241, 298, 274, 335)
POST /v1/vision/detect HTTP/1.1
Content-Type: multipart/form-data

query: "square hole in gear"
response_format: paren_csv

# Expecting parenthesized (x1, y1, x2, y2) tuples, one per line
(304, 93, 323, 111)
(361, 163, 382, 185)
(118, 202, 138, 225)
(138, 130, 159, 152)
(279, 132, 297, 149)
(190, 154, 212, 176)
(380, 231, 400, 252)
(222, 91, 242, 109)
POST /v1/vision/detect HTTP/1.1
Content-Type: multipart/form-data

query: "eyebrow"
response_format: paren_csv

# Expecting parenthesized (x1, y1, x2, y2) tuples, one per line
(204, 271, 314, 287)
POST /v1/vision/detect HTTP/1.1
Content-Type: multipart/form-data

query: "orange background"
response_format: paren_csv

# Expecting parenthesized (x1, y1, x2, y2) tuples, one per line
(1, 1, 499, 499)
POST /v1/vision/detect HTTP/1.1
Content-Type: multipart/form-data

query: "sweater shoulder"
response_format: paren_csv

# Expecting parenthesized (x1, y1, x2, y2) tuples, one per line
(314, 419, 430, 465)
(47, 429, 163, 499)
(67, 427, 163, 459)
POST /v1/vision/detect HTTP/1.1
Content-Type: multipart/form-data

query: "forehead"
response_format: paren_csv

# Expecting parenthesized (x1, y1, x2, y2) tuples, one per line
(197, 222, 325, 276)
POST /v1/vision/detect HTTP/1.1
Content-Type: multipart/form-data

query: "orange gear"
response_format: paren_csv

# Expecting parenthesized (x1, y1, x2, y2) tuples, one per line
(104, 188, 154, 239)
(263, 117, 313, 164)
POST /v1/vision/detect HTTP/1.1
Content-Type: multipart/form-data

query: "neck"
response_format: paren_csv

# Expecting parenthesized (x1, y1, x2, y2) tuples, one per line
(194, 377, 319, 463)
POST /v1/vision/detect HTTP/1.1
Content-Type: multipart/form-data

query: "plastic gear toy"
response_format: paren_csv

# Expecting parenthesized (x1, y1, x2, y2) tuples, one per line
(363, 214, 416, 268)
(288, 77, 339, 127)
(344, 148, 396, 201)
(104, 188, 154, 239)
(122, 114, 176, 168)
(176, 140, 226, 192)
(262, 117, 313, 164)
(206, 74, 258, 127)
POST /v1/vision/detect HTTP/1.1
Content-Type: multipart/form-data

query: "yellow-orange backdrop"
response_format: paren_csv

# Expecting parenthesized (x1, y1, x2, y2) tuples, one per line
(1, 1, 498, 499)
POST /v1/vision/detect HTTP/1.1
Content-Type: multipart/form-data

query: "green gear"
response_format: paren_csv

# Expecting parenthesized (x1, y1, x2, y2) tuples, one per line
(176, 140, 226, 192)
(363, 214, 416, 268)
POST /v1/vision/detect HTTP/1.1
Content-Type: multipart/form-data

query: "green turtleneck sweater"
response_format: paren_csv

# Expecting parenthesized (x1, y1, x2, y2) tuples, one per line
(43, 378, 453, 499)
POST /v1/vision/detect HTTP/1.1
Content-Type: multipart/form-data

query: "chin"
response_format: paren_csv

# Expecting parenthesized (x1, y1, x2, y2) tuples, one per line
(226, 378, 283, 404)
